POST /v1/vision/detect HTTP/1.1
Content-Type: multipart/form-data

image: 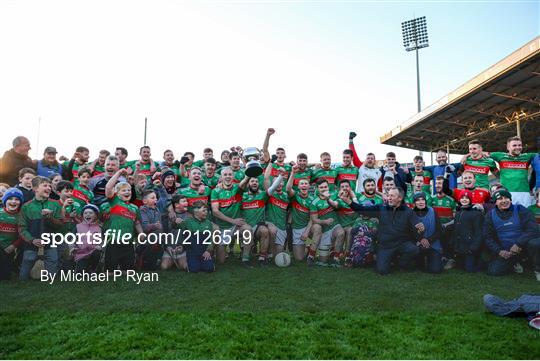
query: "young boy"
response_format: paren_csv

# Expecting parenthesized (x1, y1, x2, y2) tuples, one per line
(0, 188, 24, 280)
(0, 183, 10, 207)
(161, 194, 188, 271)
(72, 166, 95, 208)
(16, 168, 36, 203)
(182, 200, 217, 273)
(528, 189, 540, 230)
(102, 169, 145, 272)
(138, 190, 163, 270)
(19, 176, 63, 280)
(56, 180, 81, 270)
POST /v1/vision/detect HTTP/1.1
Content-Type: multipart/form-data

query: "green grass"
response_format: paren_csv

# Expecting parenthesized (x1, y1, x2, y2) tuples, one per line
(1, 261, 539, 359)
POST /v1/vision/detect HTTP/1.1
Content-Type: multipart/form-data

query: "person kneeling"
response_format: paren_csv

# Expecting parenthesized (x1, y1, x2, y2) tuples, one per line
(484, 190, 540, 281)
(412, 193, 443, 274)
(182, 201, 217, 273)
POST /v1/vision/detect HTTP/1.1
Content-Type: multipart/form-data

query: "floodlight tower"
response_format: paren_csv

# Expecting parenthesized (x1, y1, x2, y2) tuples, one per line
(401, 16, 429, 113)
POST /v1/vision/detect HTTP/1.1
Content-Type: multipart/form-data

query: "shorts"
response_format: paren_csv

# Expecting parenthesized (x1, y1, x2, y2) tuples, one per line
(292, 227, 308, 246)
(218, 226, 237, 246)
(510, 192, 533, 207)
(320, 225, 337, 248)
(273, 228, 288, 246)
(161, 248, 186, 260)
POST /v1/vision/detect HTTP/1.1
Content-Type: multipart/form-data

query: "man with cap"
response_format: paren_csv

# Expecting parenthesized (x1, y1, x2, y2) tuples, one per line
(0, 188, 24, 280)
(37, 147, 63, 178)
(483, 190, 540, 281)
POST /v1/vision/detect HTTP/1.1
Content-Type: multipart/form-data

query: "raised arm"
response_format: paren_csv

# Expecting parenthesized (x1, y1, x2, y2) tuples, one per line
(262, 128, 275, 163)
(286, 166, 297, 197)
(348, 132, 363, 168)
(263, 161, 273, 190)
(267, 175, 283, 196)
(105, 169, 127, 199)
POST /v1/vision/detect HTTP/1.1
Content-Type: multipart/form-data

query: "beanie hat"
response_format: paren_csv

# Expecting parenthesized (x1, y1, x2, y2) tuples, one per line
(492, 189, 512, 202)
(82, 203, 100, 215)
(2, 188, 24, 206)
(413, 192, 426, 202)
(459, 190, 473, 202)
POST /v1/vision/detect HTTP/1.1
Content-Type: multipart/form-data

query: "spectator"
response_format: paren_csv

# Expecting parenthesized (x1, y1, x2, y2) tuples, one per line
(0, 136, 35, 186)
(36, 147, 62, 178)
(484, 190, 540, 281)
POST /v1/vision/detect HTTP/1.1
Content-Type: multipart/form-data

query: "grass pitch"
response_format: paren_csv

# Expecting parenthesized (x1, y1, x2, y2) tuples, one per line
(0, 260, 539, 359)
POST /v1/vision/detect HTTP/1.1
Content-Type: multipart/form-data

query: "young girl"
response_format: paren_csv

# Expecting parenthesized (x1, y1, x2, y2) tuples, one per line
(71, 204, 102, 273)
(451, 191, 484, 272)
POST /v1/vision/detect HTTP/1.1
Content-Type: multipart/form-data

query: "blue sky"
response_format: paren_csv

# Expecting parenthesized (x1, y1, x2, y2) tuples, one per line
(0, 0, 538, 164)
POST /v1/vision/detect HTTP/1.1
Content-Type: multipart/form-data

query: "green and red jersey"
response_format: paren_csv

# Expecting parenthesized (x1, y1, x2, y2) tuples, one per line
(291, 169, 312, 191)
(72, 183, 94, 208)
(335, 165, 359, 191)
(410, 169, 433, 193)
(92, 162, 106, 176)
(62, 160, 87, 181)
(19, 198, 63, 245)
(177, 185, 212, 212)
(267, 162, 292, 180)
(490, 152, 535, 192)
(311, 167, 338, 191)
(290, 192, 312, 229)
(202, 173, 220, 189)
(131, 161, 160, 181)
(102, 195, 141, 243)
(357, 192, 383, 206)
(266, 191, 290, 230)
(336, 193, 359, 228)
(119, 160, 135, 170)
(211, 184, 243, 229)
(241, 191, 268, 226)
(56, 198, 82, 234)
(0, 208, 20, 249)
(463, 156, 498, 190)
(430, 194, 456, 224)
(527, 204, 540, 229)
(310, 193, 338, 233)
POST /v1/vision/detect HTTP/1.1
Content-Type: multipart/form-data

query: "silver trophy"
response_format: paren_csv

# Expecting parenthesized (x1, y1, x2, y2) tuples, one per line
(242, 147, 263, 177)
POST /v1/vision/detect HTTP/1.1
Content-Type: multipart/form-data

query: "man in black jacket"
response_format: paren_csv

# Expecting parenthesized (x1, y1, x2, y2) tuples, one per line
(0, 136, 35, 186)
(484, 190, 540, 281)
(340, 187, 424, 275)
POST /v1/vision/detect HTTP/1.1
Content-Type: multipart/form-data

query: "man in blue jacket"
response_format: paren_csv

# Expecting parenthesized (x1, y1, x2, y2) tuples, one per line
(340, 187, 424, 275)
(484, 190, 540, 281)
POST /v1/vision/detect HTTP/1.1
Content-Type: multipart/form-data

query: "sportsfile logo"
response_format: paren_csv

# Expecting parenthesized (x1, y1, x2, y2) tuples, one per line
(40, 229, 254, 247)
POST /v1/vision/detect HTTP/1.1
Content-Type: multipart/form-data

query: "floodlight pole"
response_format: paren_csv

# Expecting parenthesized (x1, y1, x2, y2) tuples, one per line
(415, 47, 421, 112)
(144, 117, 148, 146)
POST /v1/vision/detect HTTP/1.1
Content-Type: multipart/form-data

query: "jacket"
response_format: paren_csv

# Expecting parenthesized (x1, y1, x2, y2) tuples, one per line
(451, 205, 483, 254)
(349, 201, 422, 249)
(483, 204, 540, 253)
(0, 149, 35, 186)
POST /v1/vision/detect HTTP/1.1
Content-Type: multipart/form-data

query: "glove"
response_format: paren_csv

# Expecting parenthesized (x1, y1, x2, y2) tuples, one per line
(271, 154, 278, 163)
(349, 131, 357, 140)
(173, 160, 181, 168)
(445, 165, 456, 173)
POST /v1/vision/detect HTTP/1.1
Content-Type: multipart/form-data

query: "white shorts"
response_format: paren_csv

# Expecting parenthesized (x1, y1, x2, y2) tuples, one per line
(218, 226, 237, 246)
(273, 228, 288, 246)
(510, 192, 533, 207)
(292, 227, 307, 246)
(320, 225, 337, 248)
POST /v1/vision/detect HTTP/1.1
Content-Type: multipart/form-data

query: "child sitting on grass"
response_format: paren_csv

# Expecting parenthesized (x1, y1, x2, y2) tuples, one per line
(71, 204, 102, 273)
(102, 169, 145, 272)
(16, 168, 36, 203)
(19, 176, 63, 280)
(182, 200, 217, 273)
(0, 188, 24, 280)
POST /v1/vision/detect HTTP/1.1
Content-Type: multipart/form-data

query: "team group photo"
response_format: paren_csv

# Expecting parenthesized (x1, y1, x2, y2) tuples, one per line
(0, 0, 539, 360)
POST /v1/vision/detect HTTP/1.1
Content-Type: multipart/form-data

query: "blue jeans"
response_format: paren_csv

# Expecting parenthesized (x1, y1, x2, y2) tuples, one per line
(376, 242, 419, 275)
(488, 238, 540, 276)
(19, 248, 58, 280)
(186, 255, 215, 273)
(418, 248, 443, 274)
